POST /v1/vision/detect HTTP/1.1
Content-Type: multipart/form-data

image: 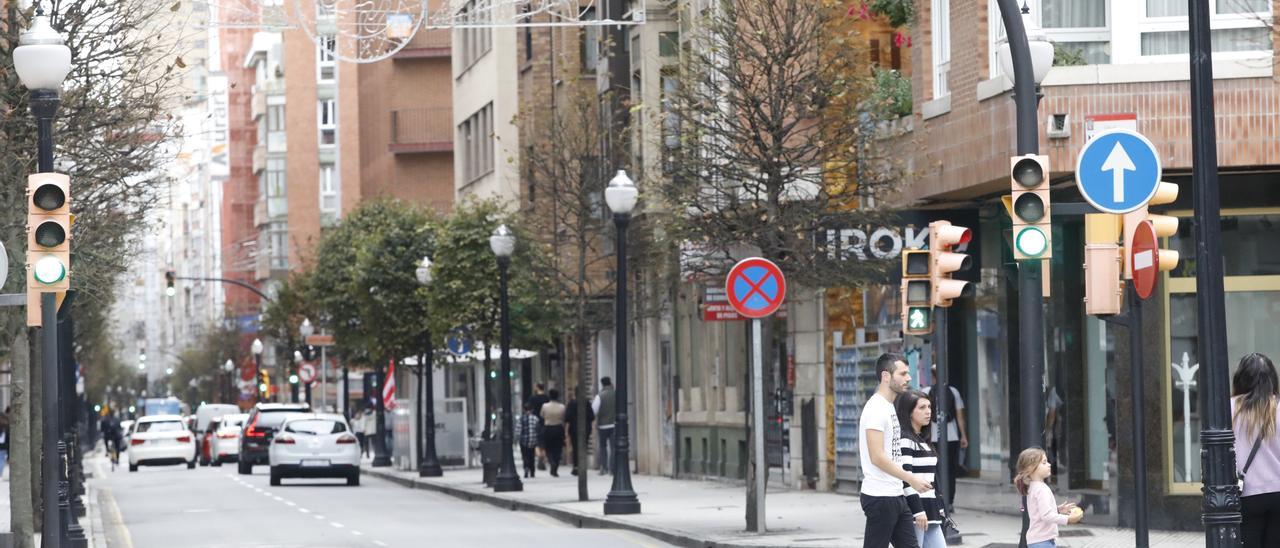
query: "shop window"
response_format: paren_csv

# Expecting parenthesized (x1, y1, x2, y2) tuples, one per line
(1164, 211, 1280, 491)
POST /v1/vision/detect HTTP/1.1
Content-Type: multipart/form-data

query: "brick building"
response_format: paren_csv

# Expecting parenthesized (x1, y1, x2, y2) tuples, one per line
(841, 0, 1280, 530)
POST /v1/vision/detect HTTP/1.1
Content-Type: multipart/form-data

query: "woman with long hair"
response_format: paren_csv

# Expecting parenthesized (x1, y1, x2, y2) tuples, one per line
(1232, 352, 1280, 548)
(896, 389, 945, 548)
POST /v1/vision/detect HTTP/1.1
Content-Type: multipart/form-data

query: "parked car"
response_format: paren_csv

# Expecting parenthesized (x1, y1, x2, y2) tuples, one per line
(119, 420, 135, 449)
(268, 413, 360, 486)
(208, 413, 248, 466)
(194, 404, 240, 466)
(238, 403, 311, 475)
(128, 415, 196, 472)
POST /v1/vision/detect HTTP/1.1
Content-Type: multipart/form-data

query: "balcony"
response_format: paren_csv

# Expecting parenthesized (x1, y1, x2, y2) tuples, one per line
(393, 29, 450, 59)
(389, 107, 453, 153)
(251, 92, 266, 120)
(252, 145, 266, 173)
(252, 199, 268, 228)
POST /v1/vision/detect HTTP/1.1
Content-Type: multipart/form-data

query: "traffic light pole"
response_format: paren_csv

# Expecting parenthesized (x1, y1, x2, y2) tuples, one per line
(41, 293, 61, 548)
(1101, 285, 1150, 548)
(1188, 0, 1240, 544)
(933, 306, 951, 509)
(996, 0, 1047, 463)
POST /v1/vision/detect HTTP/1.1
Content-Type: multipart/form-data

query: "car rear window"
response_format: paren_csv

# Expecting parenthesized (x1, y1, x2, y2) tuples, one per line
(137, 421, 183, 433)
(285, 420, 347, 435)
(222, 417, 245, 427)
(255, 412, 306, 429)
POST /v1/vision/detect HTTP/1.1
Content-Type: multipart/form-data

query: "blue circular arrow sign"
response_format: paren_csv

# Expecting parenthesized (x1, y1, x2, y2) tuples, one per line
(1075, 129, 1162, 214)
(446, 326, 473, 357)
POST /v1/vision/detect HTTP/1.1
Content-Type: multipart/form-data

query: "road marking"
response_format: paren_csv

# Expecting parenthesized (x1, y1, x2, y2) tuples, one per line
(100, 487, 136, 548)
(373, 542, 389, 547)
(272, 496, 284, 501)
(314, 514, 325, 520)
(330, 522, 344, 529)
(284, 501, 296, 507)
(299, 508, 310, 514)
(351, 531, 364, 536)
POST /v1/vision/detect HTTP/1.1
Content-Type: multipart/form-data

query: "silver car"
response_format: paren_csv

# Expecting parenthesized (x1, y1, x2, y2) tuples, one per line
(267, 414, 360, 486)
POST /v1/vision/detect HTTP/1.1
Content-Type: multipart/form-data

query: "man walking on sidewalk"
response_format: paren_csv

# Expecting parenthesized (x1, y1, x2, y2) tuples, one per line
(860, 353, 930, 548)
(593, 377, 615, 475)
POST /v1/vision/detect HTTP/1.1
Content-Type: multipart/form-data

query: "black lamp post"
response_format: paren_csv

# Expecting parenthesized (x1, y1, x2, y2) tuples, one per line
(372, 355, 393, 467)
(603, 170, 640, 514)
(15, 11, 72, 547)
(490, 224, 522, 492)
(416, 256, 444, 477)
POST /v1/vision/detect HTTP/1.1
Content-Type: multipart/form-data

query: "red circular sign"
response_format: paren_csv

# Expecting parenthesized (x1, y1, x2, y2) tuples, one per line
(725, 258, 787, 319)
(298, 362, 317, 384)
(1131, 220, 1160, 300)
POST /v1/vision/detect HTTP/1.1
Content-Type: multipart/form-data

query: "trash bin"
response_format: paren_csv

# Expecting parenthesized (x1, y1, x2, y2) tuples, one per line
(480, 439, 499, 487)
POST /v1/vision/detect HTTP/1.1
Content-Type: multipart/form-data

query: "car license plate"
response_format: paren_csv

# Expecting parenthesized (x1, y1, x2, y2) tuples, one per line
(301, 459, 329, 467)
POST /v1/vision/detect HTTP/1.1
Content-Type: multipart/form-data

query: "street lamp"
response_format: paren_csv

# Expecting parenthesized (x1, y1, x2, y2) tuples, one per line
(251, 338, 264, 402)
(224, 359, 235, 404)
(489, 224, 521, 492)
(603, 170, 641, 514)
(415, 256, 443, 477)
(299, 319, 318, 408)
(291, 350, 304, 404)
(993, 2, 1055, 546)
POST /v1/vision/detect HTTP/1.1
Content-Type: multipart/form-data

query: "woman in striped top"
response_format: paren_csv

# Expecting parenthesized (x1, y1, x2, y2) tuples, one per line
(897, 389, 946, 548)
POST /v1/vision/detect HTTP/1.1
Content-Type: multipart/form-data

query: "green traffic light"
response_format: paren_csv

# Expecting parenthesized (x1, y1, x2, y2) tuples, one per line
(907, 307, 931, 330)
(1016, 227, 1049, 257)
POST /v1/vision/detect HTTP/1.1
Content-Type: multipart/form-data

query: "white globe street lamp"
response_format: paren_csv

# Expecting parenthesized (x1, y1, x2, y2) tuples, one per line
(489, 224, 515, 258)
(415, 256, 433, 286)
(996, 6, 1054, 86)
(605, 170, 639, 215)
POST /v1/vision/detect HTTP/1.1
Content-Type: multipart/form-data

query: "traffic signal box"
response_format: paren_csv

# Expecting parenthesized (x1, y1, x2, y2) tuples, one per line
(901, 249, 932, 335)
(259, 370, 270, 397)
(165, 270, 176, 297)
(1010, 155, 1052, 260)
(27, 173, 71, 327)
(1084, 214, 1123, 316)
(929, 220, 974, 307)
(1123, 182, 1180, 279)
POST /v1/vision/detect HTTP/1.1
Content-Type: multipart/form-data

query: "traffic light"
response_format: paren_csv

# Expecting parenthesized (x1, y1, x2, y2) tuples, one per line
(165, 270, 176, 297)
(1123, 181, 1180, 279)
(1084, 213, 1123, 316)
(929, 220, 973, 307)
(1010, 155, 1052, 260)
(259, 370, 270, 396)
(26, 173, 71, 327)
(900, 249, 932, 335)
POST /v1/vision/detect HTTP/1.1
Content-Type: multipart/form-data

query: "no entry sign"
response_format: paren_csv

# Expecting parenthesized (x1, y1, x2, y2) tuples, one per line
(298, 362, 317, 384)
(1131, 220, 1159, 300)
(725, 258, 787, 319)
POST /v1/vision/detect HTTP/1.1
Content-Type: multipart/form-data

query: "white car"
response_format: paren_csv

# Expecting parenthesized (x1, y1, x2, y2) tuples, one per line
(119, 420, 135, 449)
(208, 413, 248, 466)
(128, 415, 196, 472)
(268, 414, 360, 486)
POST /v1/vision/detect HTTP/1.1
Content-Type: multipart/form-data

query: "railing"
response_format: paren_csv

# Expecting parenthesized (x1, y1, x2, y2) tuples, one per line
(389, 107, 453, 153)
(394, 29, 451, 59)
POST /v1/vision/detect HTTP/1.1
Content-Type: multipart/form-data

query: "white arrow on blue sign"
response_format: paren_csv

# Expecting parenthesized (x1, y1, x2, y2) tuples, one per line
(1075, 128, 1162, 214)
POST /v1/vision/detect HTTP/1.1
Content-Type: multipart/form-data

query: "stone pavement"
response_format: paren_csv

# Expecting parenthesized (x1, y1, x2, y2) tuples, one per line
(364, 464, 1203, 548)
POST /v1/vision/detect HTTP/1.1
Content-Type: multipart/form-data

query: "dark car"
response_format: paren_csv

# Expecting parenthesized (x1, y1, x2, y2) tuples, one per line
(238, 403, 310, 475)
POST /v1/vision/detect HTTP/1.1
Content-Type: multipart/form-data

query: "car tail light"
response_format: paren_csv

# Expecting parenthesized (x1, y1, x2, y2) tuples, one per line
(245, 415, 264, 438)
(130, 438, 146, 446)
(177, 435, 191, 443)
(336, 434, 357, 445)
(275, 434, 296, 445)
(218, 432, 237, 439)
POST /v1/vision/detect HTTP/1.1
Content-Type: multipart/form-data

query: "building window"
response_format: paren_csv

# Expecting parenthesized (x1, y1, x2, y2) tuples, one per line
(267, 105, 285, 132)
(931, 0, 950, 98)
(318, 99, 336, 147)
(319, 163, 339, 216)
(457, 0, 492, 71)
(458, 103, 494, 183)
(989, 0, 1111, 76)
(581, 7, 599, 72)
(317, 36, 335, 82)
(1164, 211, 1280, 490)
(268, 221, 288, 270)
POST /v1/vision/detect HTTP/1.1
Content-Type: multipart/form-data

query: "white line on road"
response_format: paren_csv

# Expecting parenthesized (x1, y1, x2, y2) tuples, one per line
(284, 501, 296, 507)
(314, 514, 325, 520)
(351, 531, 364, 536)
(373, 542, 388, 547)
(299, 508, 310, 514)
(330, 522, 344, 529)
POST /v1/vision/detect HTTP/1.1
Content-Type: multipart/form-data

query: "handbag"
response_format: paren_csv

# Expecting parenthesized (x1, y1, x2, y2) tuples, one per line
(1238, 436, 1263, 491)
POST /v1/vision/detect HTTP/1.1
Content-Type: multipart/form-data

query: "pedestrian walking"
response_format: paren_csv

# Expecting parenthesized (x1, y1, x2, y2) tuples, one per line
(1232, 352, 1280, 548)
(526, 383, 550, 470)
(540, 389, 567, 477)
(361, 408, 377, 457)
(592, 377, 616, 475)
(566, 394, 594, 476)
(516, 403, 541, 478)
(923, 366, 968, 510)
(859, 353, 928, 548)
(896, 390, 946, 548)
(1014, 447, 1082, 548)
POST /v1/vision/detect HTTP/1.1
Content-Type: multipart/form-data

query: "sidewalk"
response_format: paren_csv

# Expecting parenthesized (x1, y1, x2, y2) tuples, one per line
(364, 463, 1202, 548)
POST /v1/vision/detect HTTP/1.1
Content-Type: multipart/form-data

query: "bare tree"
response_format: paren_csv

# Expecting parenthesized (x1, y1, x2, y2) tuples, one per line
(656, 0, 902, 531)
(0, 0, 188, 542)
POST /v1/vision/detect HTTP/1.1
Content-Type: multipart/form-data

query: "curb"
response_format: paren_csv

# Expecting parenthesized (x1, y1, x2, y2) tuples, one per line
(364, 468, 796, 548)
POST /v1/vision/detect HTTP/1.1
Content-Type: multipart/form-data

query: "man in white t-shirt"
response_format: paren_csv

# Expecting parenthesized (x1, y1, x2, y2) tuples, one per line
(860, 353, 930, 548)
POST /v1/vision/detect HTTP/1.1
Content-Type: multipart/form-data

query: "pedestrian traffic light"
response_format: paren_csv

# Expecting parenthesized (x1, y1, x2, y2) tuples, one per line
(1123, 181, 1180, 279)
(165, 270, 176, 297)
(929, 220, 973, 307)
(259, 370, 270, 396)
(900, 248, 932, 335)
(1084, 213, 1123, 316)
(26, 172, 71, 326)
(1010, 155, 1052, 260)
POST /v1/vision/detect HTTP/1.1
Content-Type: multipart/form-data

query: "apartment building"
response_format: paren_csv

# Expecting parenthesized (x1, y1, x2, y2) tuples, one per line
(868, 0, 1280, 529)
(452, 1, 521, 204)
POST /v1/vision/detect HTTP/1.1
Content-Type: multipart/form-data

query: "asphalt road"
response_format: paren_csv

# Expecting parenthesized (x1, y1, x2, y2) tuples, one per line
(90, 456, 673, 548)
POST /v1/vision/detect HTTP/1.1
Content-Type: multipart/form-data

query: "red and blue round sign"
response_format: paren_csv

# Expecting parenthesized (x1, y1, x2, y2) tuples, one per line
(725, 258, 787, 319)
